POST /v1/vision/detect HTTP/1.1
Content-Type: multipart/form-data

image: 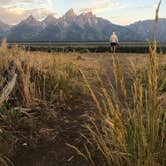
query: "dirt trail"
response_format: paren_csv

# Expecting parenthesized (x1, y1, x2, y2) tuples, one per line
(14, 97, 91, 166)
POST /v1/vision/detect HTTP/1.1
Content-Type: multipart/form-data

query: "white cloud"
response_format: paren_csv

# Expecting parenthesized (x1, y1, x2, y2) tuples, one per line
(0, 0, 13, 6)
(135, 1, 158, 9)
(79, 0, 124, 14)
(0, 0, 55, 24)
(0, 6, 55, 24)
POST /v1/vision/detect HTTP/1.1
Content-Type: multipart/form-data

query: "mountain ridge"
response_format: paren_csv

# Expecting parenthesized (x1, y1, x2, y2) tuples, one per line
(127, 18, 166, 42)
(0, 20, 10, 38)
(0, 9, 166, 42)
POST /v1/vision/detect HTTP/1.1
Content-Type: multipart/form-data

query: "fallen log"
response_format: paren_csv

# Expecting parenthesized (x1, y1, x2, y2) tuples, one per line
(0, 60, 17, 105)
(0, 73, 17, 105)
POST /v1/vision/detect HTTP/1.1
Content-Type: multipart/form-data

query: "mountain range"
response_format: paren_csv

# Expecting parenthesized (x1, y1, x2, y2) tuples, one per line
(0, 21, 10, 37)
(0, 9, 166, 42)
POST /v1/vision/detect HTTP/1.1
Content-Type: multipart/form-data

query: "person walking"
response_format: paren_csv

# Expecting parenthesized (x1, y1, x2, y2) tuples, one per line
(109, 32, 119, 53)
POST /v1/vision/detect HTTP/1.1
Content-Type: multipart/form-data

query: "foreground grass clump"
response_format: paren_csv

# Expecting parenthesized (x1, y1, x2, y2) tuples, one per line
(80, 46, 166, 165)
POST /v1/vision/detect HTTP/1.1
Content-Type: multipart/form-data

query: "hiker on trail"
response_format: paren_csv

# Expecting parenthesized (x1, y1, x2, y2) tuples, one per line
(109, 32, 119, 53)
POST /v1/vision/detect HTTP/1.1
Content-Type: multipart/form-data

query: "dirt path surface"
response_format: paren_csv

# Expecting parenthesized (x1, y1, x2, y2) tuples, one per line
(13, 97, 92, 166)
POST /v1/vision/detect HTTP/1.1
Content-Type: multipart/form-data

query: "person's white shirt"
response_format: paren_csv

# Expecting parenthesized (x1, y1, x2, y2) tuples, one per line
(110, 32, 119, 43)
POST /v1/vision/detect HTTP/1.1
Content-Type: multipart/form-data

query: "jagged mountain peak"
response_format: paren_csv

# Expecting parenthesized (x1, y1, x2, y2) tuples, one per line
(45, 14, 56, 20)
(80, 11, 94, 17)
(64, 8, 76, 17)
(44, 14, 57, 25)
(19, 15, 45, 27)
(24, 15, 37, 23)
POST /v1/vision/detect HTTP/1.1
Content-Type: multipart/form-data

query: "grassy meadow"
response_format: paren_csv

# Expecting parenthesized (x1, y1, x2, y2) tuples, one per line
(0, 38, 165, 166)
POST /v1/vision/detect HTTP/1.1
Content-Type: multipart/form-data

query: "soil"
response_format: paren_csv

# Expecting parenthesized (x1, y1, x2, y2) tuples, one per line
(13, 96, 94, 166)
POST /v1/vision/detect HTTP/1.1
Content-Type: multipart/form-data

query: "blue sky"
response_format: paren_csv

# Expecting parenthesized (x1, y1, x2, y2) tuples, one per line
(0, 0, 165, 25)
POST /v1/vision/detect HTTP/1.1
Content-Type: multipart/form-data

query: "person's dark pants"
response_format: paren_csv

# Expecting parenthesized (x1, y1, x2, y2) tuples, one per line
(110, 43, 117, 53)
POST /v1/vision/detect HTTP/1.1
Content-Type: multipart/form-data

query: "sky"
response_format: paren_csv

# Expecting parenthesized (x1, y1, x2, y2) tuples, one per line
(0, 0, 166, 25)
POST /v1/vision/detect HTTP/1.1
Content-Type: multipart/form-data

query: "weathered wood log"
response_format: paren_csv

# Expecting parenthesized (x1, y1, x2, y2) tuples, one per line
(0, 61, 17, 105)
(0, 73, 17, 105)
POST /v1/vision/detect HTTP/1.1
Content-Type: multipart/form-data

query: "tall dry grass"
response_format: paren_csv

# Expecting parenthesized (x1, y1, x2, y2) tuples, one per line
(76, 1, 166, 165)
(0, 1, 165, 165)
(0, 40, 84, 165)
(0, 42, 84, 106)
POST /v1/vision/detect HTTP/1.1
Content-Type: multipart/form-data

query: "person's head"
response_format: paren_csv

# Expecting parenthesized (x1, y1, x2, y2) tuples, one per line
(113, 32, 116, 35)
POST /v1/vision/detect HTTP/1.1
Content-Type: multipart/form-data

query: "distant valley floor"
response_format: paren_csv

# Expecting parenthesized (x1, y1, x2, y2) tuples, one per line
(3, 42, 166, 53)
